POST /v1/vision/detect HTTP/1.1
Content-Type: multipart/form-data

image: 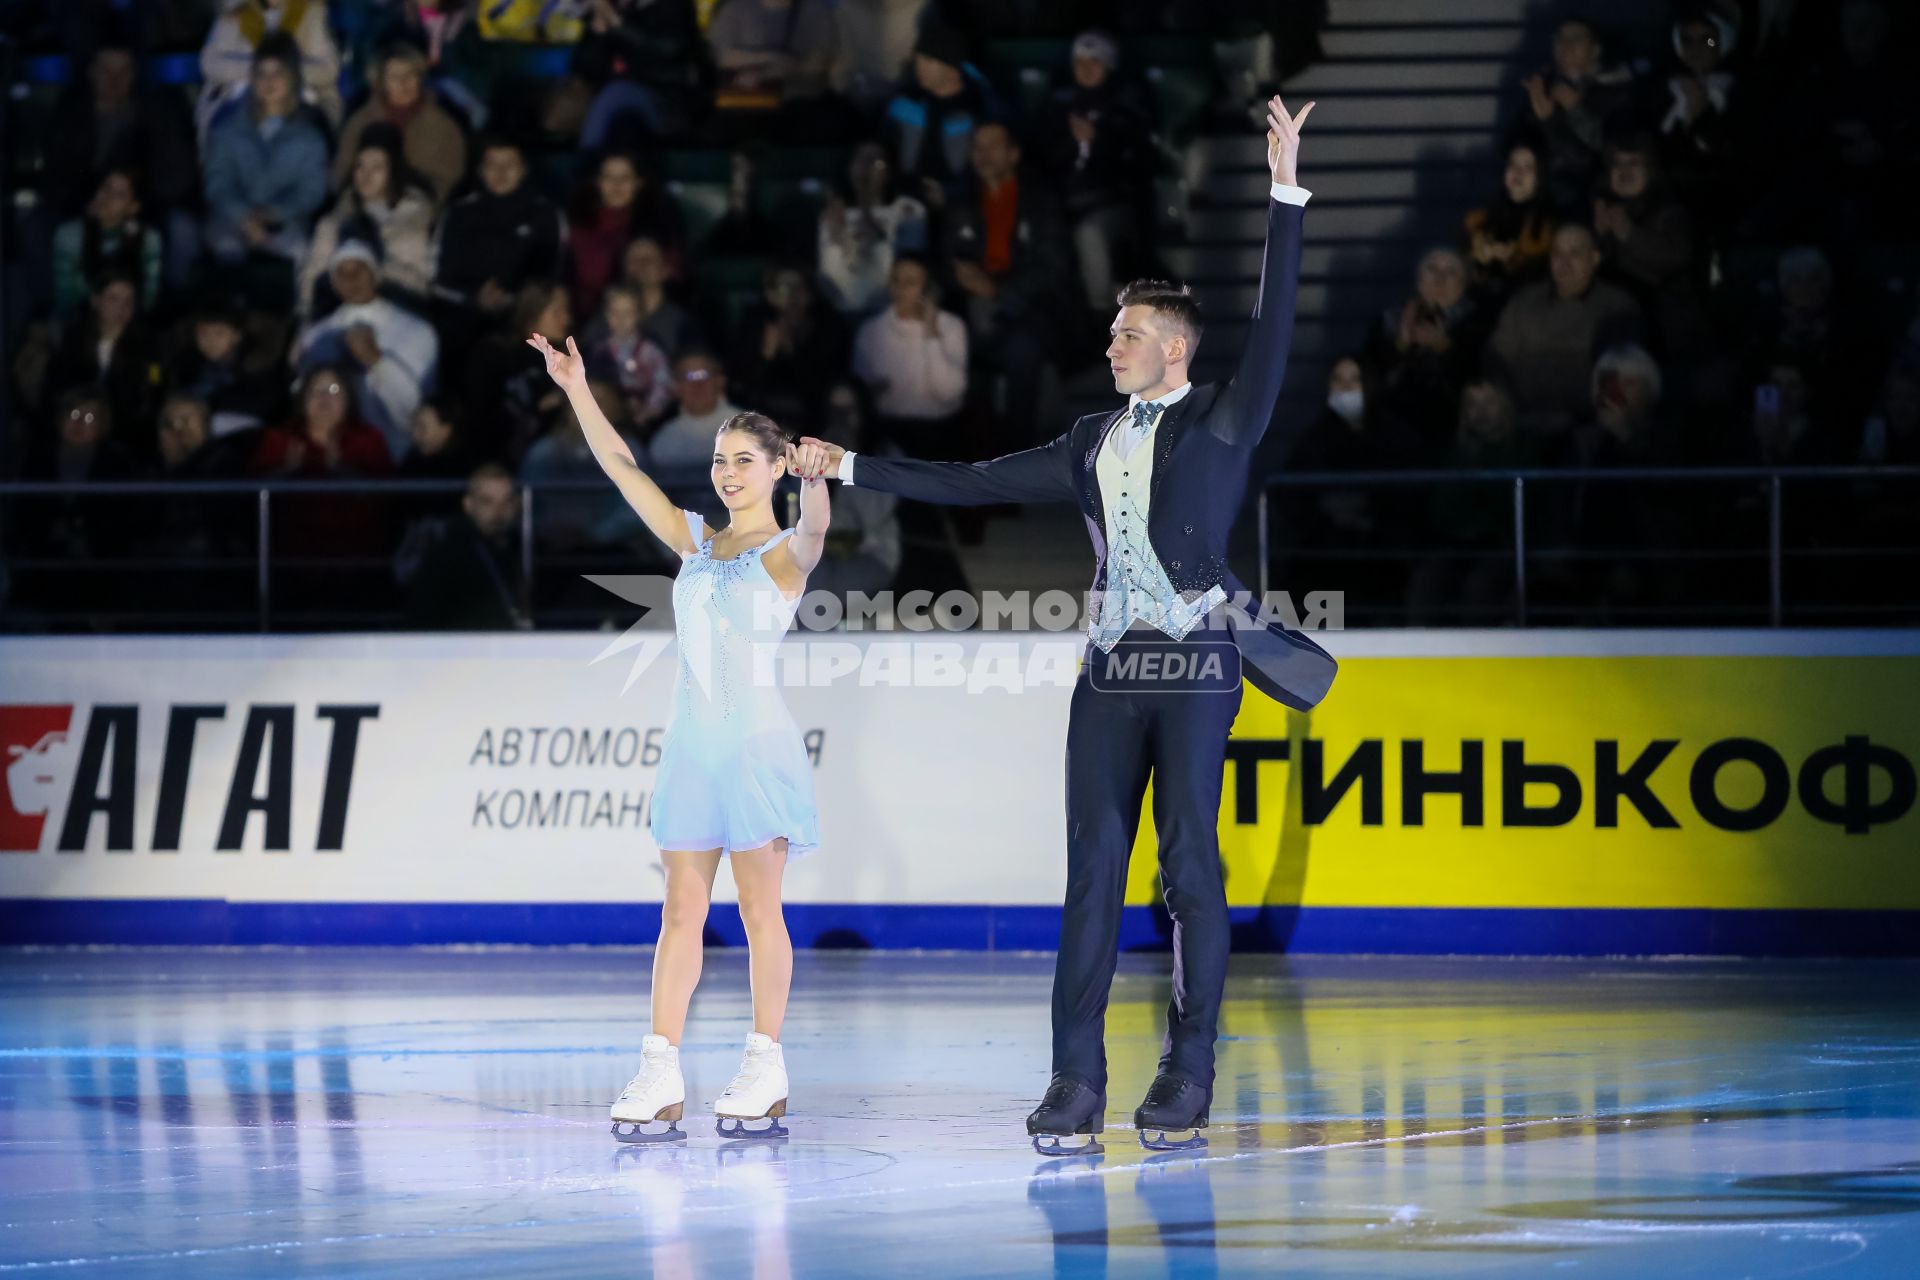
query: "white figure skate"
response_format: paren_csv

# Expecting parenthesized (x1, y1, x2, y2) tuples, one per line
(713, 1032, 789, 1138)
(611, 1033, 686, 1143)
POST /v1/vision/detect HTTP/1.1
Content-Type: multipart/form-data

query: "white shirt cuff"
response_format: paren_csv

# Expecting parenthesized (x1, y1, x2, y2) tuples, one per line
(837, 451, 857, 484)
(1270, 182, 1311, 206)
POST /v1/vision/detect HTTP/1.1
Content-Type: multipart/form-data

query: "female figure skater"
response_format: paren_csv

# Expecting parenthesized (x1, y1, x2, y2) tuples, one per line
(527, 333, 826, 1141)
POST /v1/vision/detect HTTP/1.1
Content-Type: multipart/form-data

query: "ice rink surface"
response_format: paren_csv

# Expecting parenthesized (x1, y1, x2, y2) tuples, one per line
(3, 948, 1918, 1277)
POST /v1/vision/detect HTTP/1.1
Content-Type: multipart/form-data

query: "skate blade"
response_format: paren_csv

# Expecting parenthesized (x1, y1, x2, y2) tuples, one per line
(612, 1119, 687, 1145)
(715, 1115, 790, 1140)
(1031, 1133, 1104, 1158)
(1136, 1128, 1208, 1152)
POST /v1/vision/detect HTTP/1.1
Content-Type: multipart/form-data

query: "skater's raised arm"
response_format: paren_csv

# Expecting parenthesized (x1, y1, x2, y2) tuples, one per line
(789, 432, 1078, 506)
(763, 458, 830, 594)
(1211, 94, 1315, 452)
(528, 333, 699, 559)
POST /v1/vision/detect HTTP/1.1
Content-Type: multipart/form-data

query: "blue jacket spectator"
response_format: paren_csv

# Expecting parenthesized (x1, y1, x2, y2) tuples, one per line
(202, 34, 330, 265)
(883, 24, 1001, 206)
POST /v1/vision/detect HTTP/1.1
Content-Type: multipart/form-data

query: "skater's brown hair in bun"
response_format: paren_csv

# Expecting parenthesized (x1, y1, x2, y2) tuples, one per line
(1116, 279, 1204, 355)
(716, 411, 791, 470)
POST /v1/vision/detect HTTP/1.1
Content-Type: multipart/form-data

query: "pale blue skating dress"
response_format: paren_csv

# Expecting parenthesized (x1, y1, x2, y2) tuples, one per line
(649, 510, 820, 858)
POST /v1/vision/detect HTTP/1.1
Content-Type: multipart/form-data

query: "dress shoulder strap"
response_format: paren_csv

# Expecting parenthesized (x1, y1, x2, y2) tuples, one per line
(683, 509, 710, 548)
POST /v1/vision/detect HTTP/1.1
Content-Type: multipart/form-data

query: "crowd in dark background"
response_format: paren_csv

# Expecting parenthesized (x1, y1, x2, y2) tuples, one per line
(0, 0, 1914, 629)
(1284, 0, 1920, 622)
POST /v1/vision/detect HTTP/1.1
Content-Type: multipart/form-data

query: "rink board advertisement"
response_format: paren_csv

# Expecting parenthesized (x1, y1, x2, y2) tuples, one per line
(2, 632, 1917, 954)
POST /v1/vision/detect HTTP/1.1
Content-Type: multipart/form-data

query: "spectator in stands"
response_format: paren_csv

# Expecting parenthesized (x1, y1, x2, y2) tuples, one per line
(571, 0, 708, 152)
(943, 121, 1073, 446)
(566, 151, 685, 321)
(1739, 357, 1831, 465)
(405, 464, 531, 629)
(202, 33, 330, 267)
(1746, 246, 1885, 431)
(648, 350, 744, 475)
(1364, 247, 1484, 454)
(1286, 356, 1423, 546)
(1859, 358, 1920, 465)
(45, 272, 163, 453)
(1658, 7, 1742, 226)
(51, 169, 162, 322)
(42, 41, 199, 285)
(585, 285, 676, 430)
(818, 142, 930, 317)
(701, 152, 794, 258)
(249, 365, 397, 586)
(832, 0, 927, 109)
(1593, 135, 1694, 294)
(24, 390, 135, 579)
(726, 264, 850, 431)
(806, 379, 903, 602)
(706, 0, 838, 106)
(579, 236, 700, 359)
(885, 23, 1000, 207)
(153, 392, 257, 481)
(519, 382, 648, 550)
(199, 0, 343, 124)
(166, 298, 285, 434)
(1464, 141, 1554, 302)
(1522, 15, 1634, 214)
(1404, 379, 1535, 624)
(332, 43, 470, 207)
(1568, 343, 1676, 466)
(462, 281, 572, 461)
(292, 240, 441, 460)
(432, 137, 567, 336)
(31, 388, 134, 483)
(301, 125, 437, 316)
(1485, 224, 1644, 433)
(143, 392, 254, 573)
(1043, 29, 1154, 312)
(852, 256, 968, 454)
(398, 398, 475, 490)
(1593, 134, 1703, 353)
(253, 364, 393, 479)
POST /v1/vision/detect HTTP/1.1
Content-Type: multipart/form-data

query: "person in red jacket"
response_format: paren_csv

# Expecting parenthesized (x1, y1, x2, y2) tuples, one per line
(252, 364, 394, 571)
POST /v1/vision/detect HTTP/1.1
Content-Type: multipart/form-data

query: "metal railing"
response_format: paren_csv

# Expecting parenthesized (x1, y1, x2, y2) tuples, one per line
(3, 465, 1918, 631)
(0, 477, 693, 632)
(1256, 465, 1920, 627)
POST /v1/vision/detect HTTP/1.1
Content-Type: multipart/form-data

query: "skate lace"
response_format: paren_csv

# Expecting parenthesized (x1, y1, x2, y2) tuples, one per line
(621, 1049, 675, 1100)
(721, 1050, 775, 1098)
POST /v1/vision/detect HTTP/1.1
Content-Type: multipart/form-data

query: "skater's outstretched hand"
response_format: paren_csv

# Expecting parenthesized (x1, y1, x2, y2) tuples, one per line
(788, 437, 842, 480)
(526, 332, 588, 394)
(1265, 93, 1315, 187)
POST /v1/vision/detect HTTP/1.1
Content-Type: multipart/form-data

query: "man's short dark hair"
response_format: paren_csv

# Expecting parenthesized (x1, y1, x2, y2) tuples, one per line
(468, 462, 515, 493)
(1115, 279, 1204, 354)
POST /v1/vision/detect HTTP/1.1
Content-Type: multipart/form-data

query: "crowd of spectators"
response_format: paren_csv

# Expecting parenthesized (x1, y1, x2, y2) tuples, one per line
(1288, 0, 1920, 622)
(3, 0, 1916, 629)
(3, 0, 1213, 626)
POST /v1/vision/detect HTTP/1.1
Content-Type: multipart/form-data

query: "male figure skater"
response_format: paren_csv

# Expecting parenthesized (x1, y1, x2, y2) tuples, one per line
(793, 96, 1333, 1150)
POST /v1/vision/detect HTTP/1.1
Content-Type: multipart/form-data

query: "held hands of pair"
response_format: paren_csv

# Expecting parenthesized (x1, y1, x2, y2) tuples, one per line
(786, 438, 843, 484)
(526, 332, 587, 391)
(1265, 93, 1315, 187)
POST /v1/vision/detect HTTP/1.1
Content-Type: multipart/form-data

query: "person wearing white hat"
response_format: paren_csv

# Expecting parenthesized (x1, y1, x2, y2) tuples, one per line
(292, 239, 440, 459)
(1047, 28, 1155, 311)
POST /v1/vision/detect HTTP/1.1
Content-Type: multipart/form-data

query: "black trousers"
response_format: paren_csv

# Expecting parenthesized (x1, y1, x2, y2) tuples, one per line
(1053, 628, 1244, 1092)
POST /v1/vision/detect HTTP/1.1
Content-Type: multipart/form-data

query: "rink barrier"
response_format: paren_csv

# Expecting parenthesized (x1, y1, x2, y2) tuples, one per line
(5, 899, 1920, 956)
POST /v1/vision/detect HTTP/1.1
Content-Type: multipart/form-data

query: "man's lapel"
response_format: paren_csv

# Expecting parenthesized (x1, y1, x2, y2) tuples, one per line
(1081, 407, 1128, 527)
(1147, 390, 1199, 506)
